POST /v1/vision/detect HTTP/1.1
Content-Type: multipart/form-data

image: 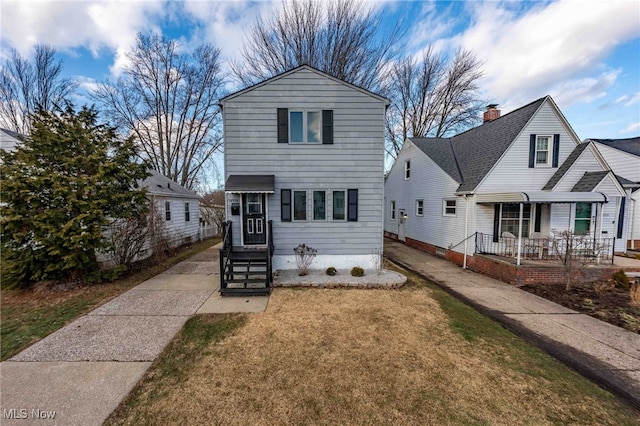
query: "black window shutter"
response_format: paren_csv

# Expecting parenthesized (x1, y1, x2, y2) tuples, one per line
(322, 110, 333, 144)
(552, 134, 560, 167)
(617, 197, 626, 238)
(347, 189, 358, 221)
(529, 134, 536, 168)
(281, 189, 291, 222)
(493, 204, 500, 242)
(534, 203, 542, 232)
(277, 108, 288, 143)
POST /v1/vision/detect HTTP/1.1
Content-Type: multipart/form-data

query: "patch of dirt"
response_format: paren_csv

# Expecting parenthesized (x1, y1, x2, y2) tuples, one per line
(522, 282, 640, 333)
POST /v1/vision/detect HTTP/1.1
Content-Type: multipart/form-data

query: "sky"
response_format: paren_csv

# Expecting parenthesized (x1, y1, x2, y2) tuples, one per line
(1, 0, 639, 143)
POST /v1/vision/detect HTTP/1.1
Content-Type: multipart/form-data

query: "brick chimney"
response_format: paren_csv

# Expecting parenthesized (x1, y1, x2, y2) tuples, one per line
(483, 104, 500, 122)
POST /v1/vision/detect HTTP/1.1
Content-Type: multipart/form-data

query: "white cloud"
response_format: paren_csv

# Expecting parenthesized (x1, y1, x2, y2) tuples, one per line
(615, 92, 640, 107)
(622, 122, 640, 133)
(456, 0, 640, 109)
(1, 0, 165, 75)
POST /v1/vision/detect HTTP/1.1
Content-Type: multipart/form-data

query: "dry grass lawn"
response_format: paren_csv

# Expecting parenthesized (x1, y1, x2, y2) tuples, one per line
(108, 274, 640, 425)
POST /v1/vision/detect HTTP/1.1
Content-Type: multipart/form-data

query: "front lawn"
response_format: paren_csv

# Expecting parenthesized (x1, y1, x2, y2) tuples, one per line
(1, 238, 220, 361)
(106, 268, 639, 425)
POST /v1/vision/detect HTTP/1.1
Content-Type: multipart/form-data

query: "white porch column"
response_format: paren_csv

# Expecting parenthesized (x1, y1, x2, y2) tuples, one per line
(597, 202, 604, 264)
(463, 195, 469, 269)
(516, 203, 524, 266)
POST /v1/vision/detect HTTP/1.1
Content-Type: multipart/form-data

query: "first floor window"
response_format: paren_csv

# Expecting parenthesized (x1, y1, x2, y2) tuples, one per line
(165, 201, 171, 221)
(574, 202, 592, 235)
(443, 199, 456, 216)
(313, 190, 326, 220)
(332, 190, 346, 220)
(184, 202, 190, 222)
(416, 199, 424, 216)
(500, 204, 531, 237)
(293, 190, 307, 221)
(390, 200, 396, 221)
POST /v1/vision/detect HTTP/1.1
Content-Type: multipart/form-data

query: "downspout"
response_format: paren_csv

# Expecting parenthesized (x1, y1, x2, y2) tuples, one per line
(597, 201, 605, 264)
(463, 194, 469, 269)
(516, 202, 524, 266)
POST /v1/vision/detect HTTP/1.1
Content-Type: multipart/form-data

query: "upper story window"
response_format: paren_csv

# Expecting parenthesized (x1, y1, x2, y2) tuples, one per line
(290, 111, 321, 143)
(404, 160, 411, 179)
(535, 135, 551, 166)
(278, 108, 333, 145)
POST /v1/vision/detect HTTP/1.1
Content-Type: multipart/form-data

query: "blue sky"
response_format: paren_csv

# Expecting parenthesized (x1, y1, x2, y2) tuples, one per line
(2, 0, 639, 141)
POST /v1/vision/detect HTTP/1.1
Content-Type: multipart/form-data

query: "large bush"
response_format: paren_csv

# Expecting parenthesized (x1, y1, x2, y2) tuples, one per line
(0, 105, 149, 287)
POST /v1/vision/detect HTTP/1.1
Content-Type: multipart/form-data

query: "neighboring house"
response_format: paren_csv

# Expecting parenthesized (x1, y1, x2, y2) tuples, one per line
(589, 137, 640, 250)
(219, 65, 389, 295)
(384, 96, 627, 282)
(199, 204, 225, 239)
(0, 128, 22, 154)
(141, 169, 200, 247)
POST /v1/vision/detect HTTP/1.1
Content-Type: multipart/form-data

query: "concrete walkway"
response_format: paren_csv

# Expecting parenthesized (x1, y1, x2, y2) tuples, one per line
(384, 238, 640, 409)
(0, 243, 268, 425)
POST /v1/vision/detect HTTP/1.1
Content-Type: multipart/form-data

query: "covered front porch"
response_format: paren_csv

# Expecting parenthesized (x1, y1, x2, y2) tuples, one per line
(474, 191, 612, 266)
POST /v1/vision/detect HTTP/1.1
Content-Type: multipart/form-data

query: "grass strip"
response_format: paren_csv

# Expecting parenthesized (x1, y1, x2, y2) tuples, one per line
(1, 238, 220, 360)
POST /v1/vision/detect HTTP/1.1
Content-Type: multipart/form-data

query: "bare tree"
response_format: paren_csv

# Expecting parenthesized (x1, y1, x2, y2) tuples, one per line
(0, 45, 77, 134)
(93, 33, 226, 190)
(231, 0, 402, 91)
(384, 48, 485, 156)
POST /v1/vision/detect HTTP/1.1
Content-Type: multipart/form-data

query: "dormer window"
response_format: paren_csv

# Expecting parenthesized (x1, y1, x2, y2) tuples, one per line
(535, 135, 551, 166)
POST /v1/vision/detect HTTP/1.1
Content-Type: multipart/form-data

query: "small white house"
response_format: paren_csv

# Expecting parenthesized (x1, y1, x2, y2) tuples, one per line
(141, 169, 200, 247)
(384, 96, 627, 268)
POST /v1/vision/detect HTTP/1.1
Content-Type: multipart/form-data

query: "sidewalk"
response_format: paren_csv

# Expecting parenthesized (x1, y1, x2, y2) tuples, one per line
(384, 238, 640, 409)
(0, 243, 268, 425)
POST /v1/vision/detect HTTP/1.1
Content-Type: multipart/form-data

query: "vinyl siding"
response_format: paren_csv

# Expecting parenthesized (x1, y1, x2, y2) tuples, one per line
(478, 102, 579, 192)
(384, 140, 469, 251)
(553, 147, 605, 191)
(153, 196, 200, 245)
(222, 68, 385, 258)
(593, 143, 640, 182)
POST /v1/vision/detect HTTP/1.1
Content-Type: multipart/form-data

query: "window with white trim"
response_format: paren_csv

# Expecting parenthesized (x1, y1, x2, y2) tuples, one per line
(313, 190, 326, 221)
(443, 199, 456, 216)
(404, 160, 411, 179)
(390, 200, 396, 221)
(500, 204, 531, 237)
(535, 135, 552, 166)
(184, 202, 190, 222)
(416, 199, 424, 216)
(293, 190, 307, 221)
(332, 190, 345, 221)
(165, 201, 171, 221)
(290, 111, 321, 143)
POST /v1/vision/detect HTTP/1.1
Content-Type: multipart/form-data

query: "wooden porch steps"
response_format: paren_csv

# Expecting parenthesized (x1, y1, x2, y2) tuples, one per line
(220, 247, 272, 297)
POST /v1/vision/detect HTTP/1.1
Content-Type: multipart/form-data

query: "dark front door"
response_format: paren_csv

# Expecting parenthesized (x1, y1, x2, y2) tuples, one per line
(242, 193, 266, 245)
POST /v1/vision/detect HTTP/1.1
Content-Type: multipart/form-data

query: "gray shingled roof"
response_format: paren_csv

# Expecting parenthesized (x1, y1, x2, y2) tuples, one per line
(140, 169, 198, 199)
(590, 137, 640, 157)
(411, 138, 461, 182)
(409, 96, 546, 192)
(571, 171, 609, 192)
(616, 174, 640, 188)
(542, 142, 590, 190)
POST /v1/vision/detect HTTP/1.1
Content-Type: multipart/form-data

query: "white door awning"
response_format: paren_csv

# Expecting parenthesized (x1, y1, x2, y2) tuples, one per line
(474, 191, 608, 204)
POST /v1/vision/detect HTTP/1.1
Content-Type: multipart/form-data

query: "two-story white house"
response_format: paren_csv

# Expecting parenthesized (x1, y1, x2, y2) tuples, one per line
(384, 96, 627, 283)
(219, 65, 389, 295)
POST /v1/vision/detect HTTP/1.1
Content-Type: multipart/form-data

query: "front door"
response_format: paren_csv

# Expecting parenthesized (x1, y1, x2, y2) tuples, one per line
(242, 193, 266, 245)
(398, 209, 406, 242)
